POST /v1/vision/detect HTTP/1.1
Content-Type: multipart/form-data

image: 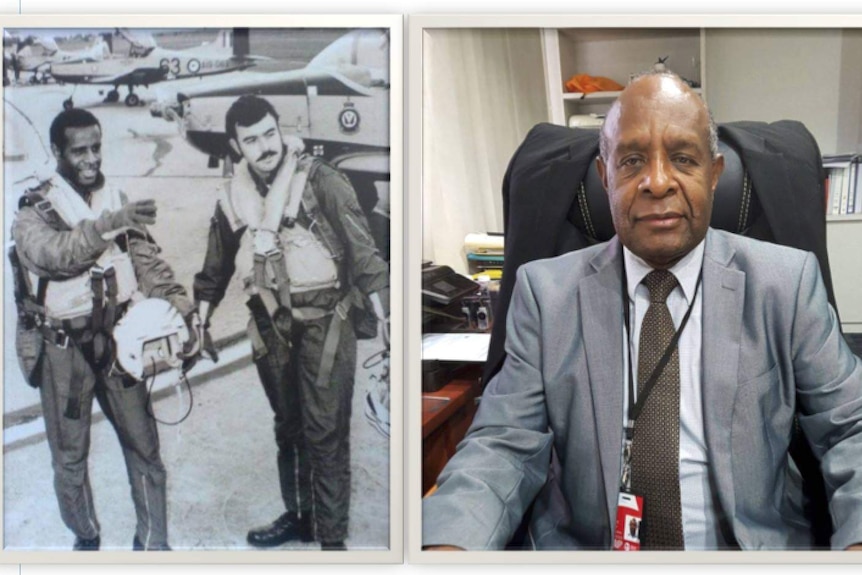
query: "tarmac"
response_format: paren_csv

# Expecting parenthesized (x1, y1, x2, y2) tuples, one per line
(2, 78, 391, 552)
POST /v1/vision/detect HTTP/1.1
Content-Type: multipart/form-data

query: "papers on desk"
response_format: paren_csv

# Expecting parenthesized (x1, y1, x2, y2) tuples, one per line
(422, 332, 490, 363)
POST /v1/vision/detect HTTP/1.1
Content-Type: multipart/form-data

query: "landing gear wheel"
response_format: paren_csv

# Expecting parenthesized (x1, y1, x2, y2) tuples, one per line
(62, 98, 74, 111)
(125, 93, 140, 107)
(105, 89, 120, 103)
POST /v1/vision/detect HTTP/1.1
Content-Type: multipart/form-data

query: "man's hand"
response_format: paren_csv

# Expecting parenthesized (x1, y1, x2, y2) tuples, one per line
(200, 322, 219, 363)
(97, 199, 157, 234)
(113, 199, 157, 229)
(178, 312, 202, 371)
(194, 301, 219, 363)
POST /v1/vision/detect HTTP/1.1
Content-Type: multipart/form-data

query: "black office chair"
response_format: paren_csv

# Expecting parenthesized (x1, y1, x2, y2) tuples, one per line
(492, 120, 834, 549)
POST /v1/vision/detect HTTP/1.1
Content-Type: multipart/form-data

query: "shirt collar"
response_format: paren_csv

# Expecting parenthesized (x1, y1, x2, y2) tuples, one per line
(623, 238, 706, 305)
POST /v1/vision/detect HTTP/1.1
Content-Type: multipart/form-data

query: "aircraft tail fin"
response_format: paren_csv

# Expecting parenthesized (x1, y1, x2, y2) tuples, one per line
(101, 32, 113, 55)
(116, 28, 157, 50)
(231, 28, 250, 58)
(32, 35, 59, 55)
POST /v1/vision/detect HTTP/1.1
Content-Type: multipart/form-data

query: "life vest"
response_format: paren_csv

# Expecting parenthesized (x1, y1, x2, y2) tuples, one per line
(219, 154, 341, 297)
(19, 174, 139, 321)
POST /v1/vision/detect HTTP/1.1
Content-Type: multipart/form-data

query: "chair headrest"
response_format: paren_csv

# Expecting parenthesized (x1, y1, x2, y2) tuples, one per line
(570, 140, 762, 243)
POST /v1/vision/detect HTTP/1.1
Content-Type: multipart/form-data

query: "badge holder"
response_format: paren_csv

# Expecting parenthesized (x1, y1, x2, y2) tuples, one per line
(613, 424, 643, 551)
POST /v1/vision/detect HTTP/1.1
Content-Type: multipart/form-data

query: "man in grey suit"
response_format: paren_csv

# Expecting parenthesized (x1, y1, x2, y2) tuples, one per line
(422, 73, 862, 551)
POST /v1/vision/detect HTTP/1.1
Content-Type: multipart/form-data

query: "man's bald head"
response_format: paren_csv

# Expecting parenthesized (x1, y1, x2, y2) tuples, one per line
(599, 72, 718, 163)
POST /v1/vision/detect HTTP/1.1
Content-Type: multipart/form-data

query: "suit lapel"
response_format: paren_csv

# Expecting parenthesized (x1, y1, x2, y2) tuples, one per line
(580, 239, 625, 529)
(701, 230, 745, 522)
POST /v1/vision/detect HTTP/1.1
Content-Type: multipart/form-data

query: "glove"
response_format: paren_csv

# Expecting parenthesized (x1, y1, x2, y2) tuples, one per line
(96, 199, 157, 235)
(178, 312, 202, 371)
(194, 301, 219, 363)
(200, 322, 219, 363)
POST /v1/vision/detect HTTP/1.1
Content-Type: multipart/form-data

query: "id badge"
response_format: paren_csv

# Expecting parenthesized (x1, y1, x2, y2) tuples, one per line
(613, 491, 643, 551)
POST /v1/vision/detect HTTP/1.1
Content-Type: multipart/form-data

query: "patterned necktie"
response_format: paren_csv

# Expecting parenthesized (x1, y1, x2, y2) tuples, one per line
(630, 269, 685, 550)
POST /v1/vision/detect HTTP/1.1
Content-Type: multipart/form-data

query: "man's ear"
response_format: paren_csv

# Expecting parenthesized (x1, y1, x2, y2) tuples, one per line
(596, 155, 610, 192)
(228, 138, 241, 158)
(50, 143, 62, 162)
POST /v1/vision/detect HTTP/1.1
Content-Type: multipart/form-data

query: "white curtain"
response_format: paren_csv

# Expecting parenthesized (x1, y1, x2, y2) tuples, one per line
(422, 28, 548, 275)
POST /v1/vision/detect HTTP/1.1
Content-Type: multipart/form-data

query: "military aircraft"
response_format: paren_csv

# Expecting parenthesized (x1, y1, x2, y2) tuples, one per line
(50, 28, 265, 109)
(3, 31, 18, 86)
(151, 28, 391, 258)
(8, 32, 110, 85)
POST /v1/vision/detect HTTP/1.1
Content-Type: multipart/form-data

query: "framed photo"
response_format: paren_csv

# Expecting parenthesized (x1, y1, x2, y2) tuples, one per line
(409, 13, 862, 564)
(2, 13, 402, 564)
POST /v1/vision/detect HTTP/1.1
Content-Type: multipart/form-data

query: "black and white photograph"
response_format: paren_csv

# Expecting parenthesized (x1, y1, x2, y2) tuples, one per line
(2, 16, 400, 560)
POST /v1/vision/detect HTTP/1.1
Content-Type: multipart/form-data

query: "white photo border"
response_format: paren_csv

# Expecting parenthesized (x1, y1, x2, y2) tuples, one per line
(0, 12, 403, 565)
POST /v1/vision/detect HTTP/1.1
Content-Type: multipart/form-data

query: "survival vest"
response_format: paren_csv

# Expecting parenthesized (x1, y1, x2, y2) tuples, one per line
(12, 174, 138, 320)
(9, 174, 140, 395)
(219, 154, 345, 299)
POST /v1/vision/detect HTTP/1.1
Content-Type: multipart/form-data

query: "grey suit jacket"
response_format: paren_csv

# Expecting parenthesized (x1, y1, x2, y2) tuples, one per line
(423, 229, 862, 550)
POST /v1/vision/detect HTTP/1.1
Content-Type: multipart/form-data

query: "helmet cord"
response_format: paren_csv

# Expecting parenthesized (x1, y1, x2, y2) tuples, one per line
(144, 356, 194, 425)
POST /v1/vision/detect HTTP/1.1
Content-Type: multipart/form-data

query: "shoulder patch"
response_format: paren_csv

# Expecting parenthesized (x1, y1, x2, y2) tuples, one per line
(16, 178, 52, 209)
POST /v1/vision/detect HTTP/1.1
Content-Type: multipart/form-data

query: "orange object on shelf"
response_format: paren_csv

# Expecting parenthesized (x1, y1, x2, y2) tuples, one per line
(564, 73, 625, 95)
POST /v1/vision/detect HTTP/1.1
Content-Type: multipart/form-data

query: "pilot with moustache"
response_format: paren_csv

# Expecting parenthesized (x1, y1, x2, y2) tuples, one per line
(194, 95, 389, 551)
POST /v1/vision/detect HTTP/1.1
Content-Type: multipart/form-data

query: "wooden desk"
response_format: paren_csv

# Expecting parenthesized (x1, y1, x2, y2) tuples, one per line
(422, 365, 483, 495)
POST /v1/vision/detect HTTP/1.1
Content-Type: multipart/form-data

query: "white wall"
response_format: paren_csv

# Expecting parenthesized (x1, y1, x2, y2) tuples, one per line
(422, 28, 547, 274)
(837, 29, 862, 154)
(704, 28, 848, 154)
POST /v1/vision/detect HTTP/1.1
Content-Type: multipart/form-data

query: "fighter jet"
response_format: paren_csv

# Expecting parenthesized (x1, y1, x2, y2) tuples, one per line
(152, 28, 391, 258)
(50, 28, 266, 109)
(10, 32, 110, 85)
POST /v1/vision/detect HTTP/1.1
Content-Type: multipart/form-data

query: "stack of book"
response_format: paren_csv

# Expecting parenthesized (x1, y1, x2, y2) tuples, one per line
(463, 232, 504, 279)
(824, 154, 862, 216)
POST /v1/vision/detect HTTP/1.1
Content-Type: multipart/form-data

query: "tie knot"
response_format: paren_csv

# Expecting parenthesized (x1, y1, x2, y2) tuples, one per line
(643, 270, 678, 303)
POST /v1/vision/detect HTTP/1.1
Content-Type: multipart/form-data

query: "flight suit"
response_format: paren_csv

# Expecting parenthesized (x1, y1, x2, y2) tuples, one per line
(194, 155, 388, 544)
(11, 174, 193, 549)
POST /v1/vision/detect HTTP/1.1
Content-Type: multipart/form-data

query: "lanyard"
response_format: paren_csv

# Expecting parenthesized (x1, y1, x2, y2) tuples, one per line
(619, 262, 703, 491)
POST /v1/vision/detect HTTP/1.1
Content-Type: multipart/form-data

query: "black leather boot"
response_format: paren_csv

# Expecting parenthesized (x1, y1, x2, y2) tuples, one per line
(73, 534, 100, 551)
(247, 511, 314, 547)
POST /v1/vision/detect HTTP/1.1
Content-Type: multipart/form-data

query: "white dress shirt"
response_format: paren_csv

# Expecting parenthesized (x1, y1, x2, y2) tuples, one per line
(621, 239, 729, 549)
